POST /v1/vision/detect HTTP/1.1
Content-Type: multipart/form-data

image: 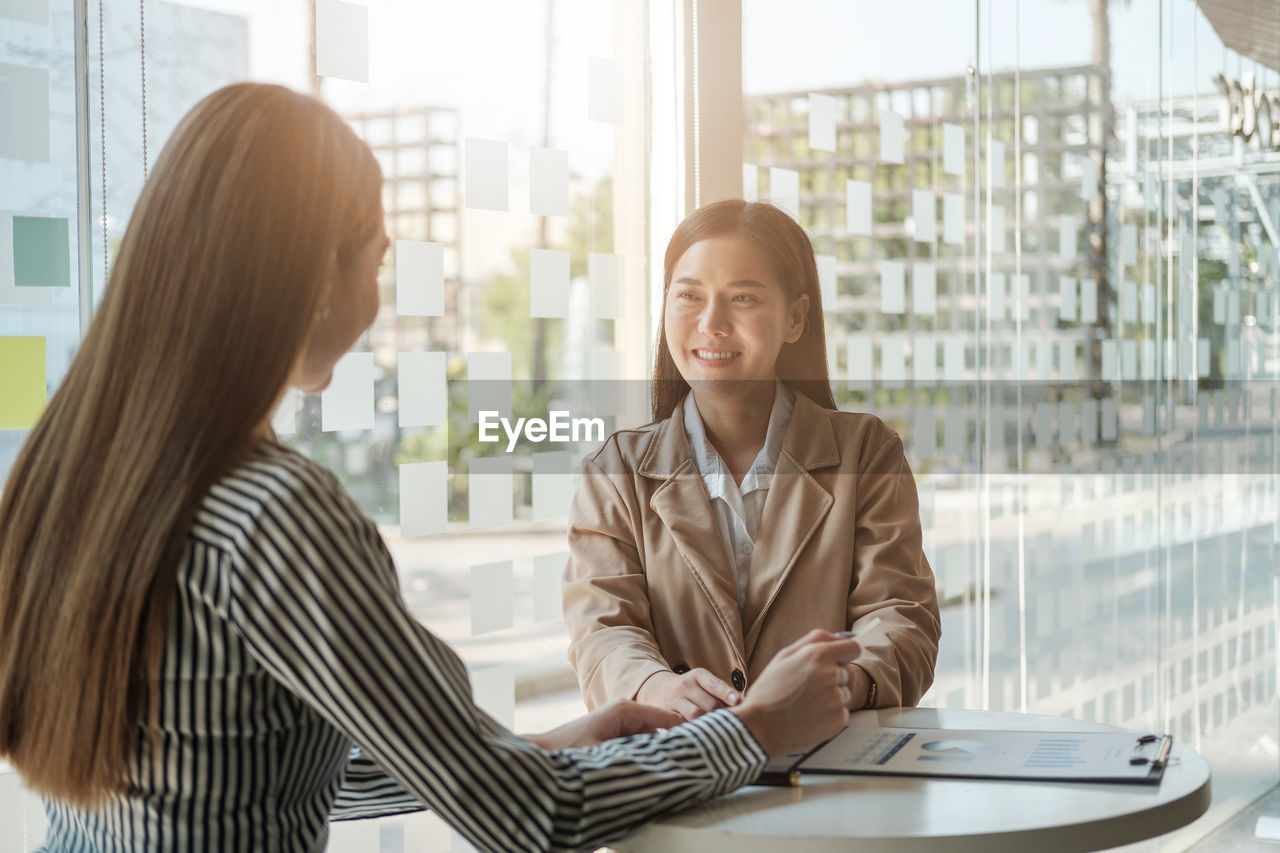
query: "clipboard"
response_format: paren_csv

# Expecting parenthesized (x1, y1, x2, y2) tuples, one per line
(760, 726, 1173, 786)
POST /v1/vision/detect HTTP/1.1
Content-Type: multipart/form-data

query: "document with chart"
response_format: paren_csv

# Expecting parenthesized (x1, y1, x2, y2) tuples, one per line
(793, 726, 1172, 784)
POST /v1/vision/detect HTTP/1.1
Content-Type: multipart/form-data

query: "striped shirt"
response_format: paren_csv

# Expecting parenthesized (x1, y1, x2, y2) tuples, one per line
(38, 439, 766, 852)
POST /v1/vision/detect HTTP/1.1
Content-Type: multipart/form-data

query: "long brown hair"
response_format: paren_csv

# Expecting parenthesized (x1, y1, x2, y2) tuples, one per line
(651, 199, 837, 421)
(0, 83, 382, 804)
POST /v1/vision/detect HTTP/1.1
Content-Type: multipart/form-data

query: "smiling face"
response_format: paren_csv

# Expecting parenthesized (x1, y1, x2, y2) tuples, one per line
(663, 232, 809, 403)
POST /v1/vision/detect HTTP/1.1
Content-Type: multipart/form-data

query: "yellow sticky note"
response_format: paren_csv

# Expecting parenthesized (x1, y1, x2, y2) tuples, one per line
(0, 336, 46, 430)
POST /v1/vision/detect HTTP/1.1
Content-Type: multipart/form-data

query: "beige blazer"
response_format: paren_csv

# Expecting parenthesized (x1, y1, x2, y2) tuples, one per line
(563, 392, 941, 710)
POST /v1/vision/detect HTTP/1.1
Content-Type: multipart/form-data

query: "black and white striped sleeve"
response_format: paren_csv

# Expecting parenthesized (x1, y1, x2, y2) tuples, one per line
(330, 746, 425, 821)
(219, 456, 767, 852)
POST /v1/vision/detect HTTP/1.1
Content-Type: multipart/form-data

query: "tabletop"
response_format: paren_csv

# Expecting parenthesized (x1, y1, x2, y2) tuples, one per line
(613, 707, 1212, 853)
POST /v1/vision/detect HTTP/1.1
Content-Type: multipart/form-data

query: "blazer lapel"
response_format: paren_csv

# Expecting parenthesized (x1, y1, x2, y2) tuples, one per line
(741, 395, 839, 660)
(640, 411, 746, 660)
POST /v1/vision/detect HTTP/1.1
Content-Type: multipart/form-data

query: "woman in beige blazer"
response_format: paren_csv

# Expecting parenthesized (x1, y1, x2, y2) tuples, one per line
(563, 200, 941, 721)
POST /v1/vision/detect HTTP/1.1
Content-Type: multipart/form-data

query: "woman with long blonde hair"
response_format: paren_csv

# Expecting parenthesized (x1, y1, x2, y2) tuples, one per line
(0, 83, 862, 852)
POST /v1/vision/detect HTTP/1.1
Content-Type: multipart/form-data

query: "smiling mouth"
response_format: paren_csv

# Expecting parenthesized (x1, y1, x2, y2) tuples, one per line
(694, 349, 741, 361)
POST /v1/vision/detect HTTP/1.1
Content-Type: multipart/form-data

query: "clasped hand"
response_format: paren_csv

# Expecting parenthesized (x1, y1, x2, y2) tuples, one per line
(526, 631, 864, 758)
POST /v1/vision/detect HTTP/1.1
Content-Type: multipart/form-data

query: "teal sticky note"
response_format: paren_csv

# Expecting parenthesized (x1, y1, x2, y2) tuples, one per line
(13, 216, 70, 287)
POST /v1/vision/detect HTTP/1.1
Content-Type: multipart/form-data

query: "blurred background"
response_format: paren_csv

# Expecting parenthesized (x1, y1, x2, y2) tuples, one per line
(1, 0, 1278, 849)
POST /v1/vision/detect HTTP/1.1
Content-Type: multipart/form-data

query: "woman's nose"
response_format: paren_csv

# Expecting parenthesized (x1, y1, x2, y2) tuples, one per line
(697, 299, 730, 337)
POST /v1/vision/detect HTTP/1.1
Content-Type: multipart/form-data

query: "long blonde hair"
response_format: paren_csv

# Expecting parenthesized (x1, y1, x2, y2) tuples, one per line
(0, 83, 382, 805)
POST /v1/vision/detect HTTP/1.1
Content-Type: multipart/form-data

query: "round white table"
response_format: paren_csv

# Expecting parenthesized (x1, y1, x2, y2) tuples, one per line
(614, 708, 1212, 853)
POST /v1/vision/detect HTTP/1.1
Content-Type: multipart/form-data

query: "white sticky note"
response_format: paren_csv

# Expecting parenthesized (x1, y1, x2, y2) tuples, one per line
(398, 351, 446, 428)
(880, 261, 905, 314)
(588, 252, 620, 319)
(470, 561, 513, 634)
(913, 409, 936, 459)
(532, 451, 572, 522)
(530, 248, 570, 319)
(944, 408, 966, 457)
(913, 262, 936, 315)
(1035, 340, 1053, 379)
(0, 62, 49, 162)
(1179, 339, 1195, 379)
(315, 0, 369, 83)
(470, 664, 514, 728)
(1011, 340, 1030, 381)
(530, 147, 569, 216)
(1101, 339, 1118, 380)
(469, 456, 513, 530)
(1014, 274, 1031, 321)
(465, 138, 509, 211)
(1101, 397, 1118, 441)
(815, 254, 837, 310)
(0, 1, 48, 24)
(943, 337, 964, 382)
(743, 163, 759, 201)
(1122, 339, 1138, 380)
(881, 337, 906, 384)
(912, 189, 936, 244)
(1033, 402, 1054, 448)
(880, 110, 905, 164)
(846, 334, 873, 383)
(1059, 215, 1077, 260)
(396, 240, 444, 316)
(1079, 398, 1098, 445)
(990, 205, 1005, 252)
(1141, 339, 1156, 380)
(943, 193, 964, 246)
(826, 339, 839, 379)
(588, 56, 618, 123)
(809, 93, 836, 151)
(1141, 283, 1156, 324)
(1081, 278, 1098, 323)
(1081, 159, 1098, 200)
(1197, 338, 1210, 378)
(1122, 281, 1139, 324)
(468, 351, 512, 423)
(321, 352, 374, 432)
(400, 460, 447, 538)
(943, 123, 964, 176)
(846, 180, 872, 235)
(1123, 224, 1138, 263)
(1059, 341, 1077, 381)
(1059, 400, 1078, 445)
(989, 140, 1006, 187)
(534, 552, 567, 624)
(988, 272, 1006, 321)
(769, 167, 799, 218)
(271, 389, 299, 436)
(913, 336, 937, 383)
(1059, 276, 1077, 322)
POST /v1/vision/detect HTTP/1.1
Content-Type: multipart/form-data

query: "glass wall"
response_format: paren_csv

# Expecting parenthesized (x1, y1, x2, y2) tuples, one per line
(740, 0, 1278, 848)
(0, 0, 87, 841)
(1, 1, 1277, 851)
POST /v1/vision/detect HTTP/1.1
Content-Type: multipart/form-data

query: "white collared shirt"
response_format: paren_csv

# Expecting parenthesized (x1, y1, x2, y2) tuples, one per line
(683, 382, 796, 614)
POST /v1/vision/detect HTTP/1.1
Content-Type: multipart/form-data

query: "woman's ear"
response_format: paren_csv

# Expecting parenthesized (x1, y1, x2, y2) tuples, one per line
(785, 293, 810, 343)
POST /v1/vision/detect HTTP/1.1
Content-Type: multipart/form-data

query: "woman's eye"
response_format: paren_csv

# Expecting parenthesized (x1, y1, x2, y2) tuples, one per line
(733, 294, 759, 303)
(676, 291, 699, 301)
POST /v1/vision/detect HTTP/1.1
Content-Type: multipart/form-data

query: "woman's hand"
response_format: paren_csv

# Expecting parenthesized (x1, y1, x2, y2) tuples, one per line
(523, 699, 684, 751)
(844, 662, 872, 710)
(730, 630, 862, 757)
(635, 668, 741, 721)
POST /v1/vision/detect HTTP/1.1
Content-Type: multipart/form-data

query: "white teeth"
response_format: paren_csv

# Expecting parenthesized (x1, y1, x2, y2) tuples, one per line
(695, 350, 739, 360)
